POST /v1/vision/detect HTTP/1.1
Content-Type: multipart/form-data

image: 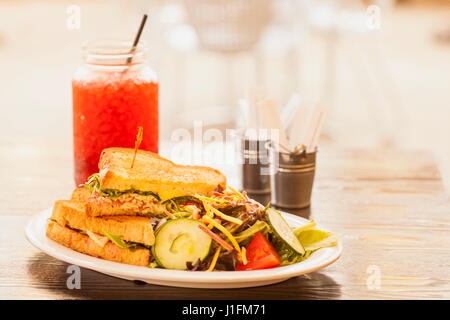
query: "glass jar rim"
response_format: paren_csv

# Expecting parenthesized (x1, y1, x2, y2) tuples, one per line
(82, 39, 147, 66)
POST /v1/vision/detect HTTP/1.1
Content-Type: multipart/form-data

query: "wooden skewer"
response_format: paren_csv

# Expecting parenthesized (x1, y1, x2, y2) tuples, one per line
(131, 126, 143, 169)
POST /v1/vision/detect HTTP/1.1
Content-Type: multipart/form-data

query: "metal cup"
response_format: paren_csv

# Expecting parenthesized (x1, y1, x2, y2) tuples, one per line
(239, 137, 271, 194)
(267, 141, 317, 209)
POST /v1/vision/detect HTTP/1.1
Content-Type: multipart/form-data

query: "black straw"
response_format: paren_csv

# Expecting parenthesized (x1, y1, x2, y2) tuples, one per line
(126, 14, 148, 65)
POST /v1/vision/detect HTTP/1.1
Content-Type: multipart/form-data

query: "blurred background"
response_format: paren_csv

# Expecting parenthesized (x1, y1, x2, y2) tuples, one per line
(1, 0, 449, 191)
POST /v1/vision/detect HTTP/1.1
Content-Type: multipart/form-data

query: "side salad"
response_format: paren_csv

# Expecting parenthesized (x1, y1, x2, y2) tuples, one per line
(146, 186, 338, 271)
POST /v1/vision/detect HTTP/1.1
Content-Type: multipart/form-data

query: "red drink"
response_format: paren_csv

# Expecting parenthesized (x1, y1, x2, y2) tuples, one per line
(72, 40, 158, 185)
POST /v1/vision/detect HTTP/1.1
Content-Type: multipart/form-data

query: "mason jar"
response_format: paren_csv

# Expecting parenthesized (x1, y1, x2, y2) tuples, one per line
(72, 40, 159, 185)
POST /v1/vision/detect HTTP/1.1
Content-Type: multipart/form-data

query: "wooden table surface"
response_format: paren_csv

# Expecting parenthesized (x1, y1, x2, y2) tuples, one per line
(1, 138, 450, 300)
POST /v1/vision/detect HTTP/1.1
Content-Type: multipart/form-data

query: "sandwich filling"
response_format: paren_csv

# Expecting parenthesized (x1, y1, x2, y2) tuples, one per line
(49, 216, 151, 252)
(86, 230, 109, 247)
(84, 173, 206, 217)
(89, 191, 168, 216)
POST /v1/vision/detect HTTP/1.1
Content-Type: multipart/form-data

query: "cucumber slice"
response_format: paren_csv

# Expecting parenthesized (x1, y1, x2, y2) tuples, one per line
(152, 218, 212, 270)
(266, 208, 305, 255)
(170, 233, 194, 255)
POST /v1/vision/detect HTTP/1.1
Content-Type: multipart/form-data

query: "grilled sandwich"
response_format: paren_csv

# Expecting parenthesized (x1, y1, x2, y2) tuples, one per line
(46, 148, 227, 266)
(46, 200, 154, 266)
(84, 147, 227, 217)
(46, 222, 151, 266)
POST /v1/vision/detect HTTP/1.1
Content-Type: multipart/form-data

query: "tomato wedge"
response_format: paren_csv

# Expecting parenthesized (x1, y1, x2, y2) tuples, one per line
(235, 232, 281, 271)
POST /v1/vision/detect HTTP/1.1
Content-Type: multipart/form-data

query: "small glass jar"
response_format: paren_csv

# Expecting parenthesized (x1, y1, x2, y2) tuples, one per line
(72, 40, 159, 186)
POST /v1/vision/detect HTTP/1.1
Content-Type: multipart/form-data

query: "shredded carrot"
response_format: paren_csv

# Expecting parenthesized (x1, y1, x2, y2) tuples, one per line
(196, 195, 228, 204)
(205, 203, 243, 225)
(201, 200, 214, 218)
(207, 247, 222, 272)
(227, 186, 246, 201)
(201, 200, 215, 229)
(241, 246, 248, 265)
(202, 215, 241, 253)
(165, 211, 176, 219)
(130, 126, 143, 169)
(198, 224, 234, 251)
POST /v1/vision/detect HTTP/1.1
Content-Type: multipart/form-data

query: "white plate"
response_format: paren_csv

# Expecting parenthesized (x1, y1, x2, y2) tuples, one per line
(25, 208, 342, 289)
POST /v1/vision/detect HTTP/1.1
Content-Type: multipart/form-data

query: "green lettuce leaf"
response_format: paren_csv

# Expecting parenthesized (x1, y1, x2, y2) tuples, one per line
(163, 196, 202, 206)
(272, 227, 338, 266)
(293, 220, 317, 237)
(84, 173, 101, 193)
(235, 221, 271, 244)
(99, 189, 160, 201)
(297, 230, 338, 251)
(102, 230, 139, 251)
(165, 197, 203, 217)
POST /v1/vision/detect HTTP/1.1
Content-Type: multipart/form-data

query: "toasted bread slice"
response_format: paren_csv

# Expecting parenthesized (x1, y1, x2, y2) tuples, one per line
(46, 221, 150, 266)
(97, 148, 227, 202)
(71, 187, 91, 203)
(52, 200, 155, 246)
